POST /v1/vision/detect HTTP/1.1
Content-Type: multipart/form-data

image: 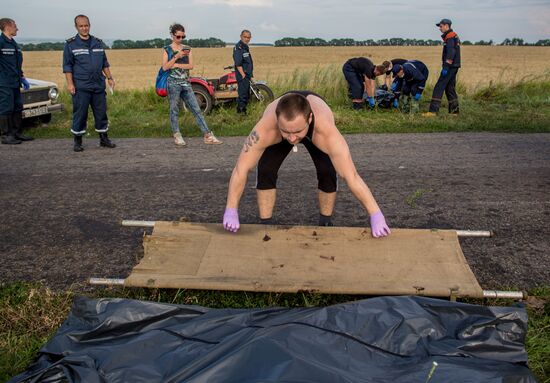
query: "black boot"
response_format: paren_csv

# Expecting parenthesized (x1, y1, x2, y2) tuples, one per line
(319, 214, 334, 227)
(0, 115, 7, 136)
(12, 113, 34, 141)
(73, 135, 84, 152)
(0, 115, 21, 145)
(352, 101, 364, 110)
(99, 132, 116, 148)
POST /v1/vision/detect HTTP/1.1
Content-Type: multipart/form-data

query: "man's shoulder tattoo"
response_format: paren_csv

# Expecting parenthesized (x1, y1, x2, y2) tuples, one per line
(243, 130, 260, 152)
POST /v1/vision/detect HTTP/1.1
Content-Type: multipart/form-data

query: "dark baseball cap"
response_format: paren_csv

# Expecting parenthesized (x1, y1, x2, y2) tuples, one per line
(391, 64, 403, 76)
(436, 18, 452, 26)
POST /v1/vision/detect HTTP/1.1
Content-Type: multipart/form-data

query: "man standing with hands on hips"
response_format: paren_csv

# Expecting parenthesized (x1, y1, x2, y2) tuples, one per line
(0, 18, 33, 145)
(424, 18, 461, 116)
(63, 14, 116, 152)
(233, 29, 253, 114)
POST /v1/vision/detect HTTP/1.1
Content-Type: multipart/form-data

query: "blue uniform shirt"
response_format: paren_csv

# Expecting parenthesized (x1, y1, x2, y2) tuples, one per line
(0, 33, 23, 88)
(402, 61, 428, 84)
(233, 40, 253, 77)
(402, 60, 429, 95)
(63, 34, 110, 91)
(442, 30, 461, 68)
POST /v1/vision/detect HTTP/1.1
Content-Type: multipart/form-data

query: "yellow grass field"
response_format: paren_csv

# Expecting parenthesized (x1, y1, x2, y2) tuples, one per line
(22, 46, 550, 91)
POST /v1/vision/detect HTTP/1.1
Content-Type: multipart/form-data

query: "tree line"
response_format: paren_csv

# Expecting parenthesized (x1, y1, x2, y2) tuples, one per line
(18, 37, 550, 51)
(111, 37, 225, 49)
(19, 37, 226, 51)
(274, 37, 550, 47)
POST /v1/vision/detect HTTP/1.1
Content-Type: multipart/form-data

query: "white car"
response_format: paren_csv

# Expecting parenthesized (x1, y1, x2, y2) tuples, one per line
(22, 78, 64, 123)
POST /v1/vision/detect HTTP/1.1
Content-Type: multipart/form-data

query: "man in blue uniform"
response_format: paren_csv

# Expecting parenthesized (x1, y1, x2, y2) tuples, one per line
(384, 58, 407, 89)
(391, 60, 429, 113)
(0, 18, 32, 145)
(424, 18, 461, 116)
(233, 30, 253, 114)
(63, 14, 116, 152)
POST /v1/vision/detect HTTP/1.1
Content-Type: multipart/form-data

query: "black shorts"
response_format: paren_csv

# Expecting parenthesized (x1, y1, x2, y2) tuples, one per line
(256, 138, 338, 193)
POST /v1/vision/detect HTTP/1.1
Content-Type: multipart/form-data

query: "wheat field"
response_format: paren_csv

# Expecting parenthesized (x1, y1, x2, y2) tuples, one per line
(23, 46, 550, 91)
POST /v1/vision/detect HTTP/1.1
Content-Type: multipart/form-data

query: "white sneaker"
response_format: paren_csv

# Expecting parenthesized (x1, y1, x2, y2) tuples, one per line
(173, 132, 186, 146)
(204, 132, 223, 145)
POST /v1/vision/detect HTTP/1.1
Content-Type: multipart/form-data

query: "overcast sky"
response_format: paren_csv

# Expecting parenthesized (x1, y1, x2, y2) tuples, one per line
(4, 0, 550, 44)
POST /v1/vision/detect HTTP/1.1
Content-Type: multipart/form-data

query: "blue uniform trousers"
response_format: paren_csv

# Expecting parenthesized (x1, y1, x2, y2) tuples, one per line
(429, 68, 459, 113)
(342, 62, 366, 100)
(236, 75, 250, 112)
(71, 89, 108, 135)
(0, 87, 22, 116)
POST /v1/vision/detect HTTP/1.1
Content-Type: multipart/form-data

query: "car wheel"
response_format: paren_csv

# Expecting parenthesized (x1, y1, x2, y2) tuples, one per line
(192, 84, 213, 115)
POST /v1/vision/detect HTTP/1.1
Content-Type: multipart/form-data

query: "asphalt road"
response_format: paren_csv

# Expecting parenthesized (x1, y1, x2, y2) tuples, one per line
(1, 133, 549, 291)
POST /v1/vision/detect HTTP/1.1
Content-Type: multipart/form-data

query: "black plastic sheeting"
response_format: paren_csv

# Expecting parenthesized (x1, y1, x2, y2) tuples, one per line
(10, 296, 537, 383)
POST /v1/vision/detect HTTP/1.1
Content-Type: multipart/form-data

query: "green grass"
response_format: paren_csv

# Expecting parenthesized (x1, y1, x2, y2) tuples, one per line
(1, 282, 549, 382)
(28, 68, 550, 139)
(406, 188, 433, 208)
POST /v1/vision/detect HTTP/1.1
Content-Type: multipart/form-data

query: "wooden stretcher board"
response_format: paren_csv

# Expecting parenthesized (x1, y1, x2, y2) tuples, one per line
(125, 222, 484, 298)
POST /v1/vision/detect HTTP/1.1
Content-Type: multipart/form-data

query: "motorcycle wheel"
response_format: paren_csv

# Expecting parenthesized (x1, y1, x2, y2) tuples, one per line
(250, 84, 274, 104)
(192, 84, 213, 115)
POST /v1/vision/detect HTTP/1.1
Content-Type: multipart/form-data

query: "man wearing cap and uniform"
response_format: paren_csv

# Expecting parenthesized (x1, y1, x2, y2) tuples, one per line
(233, 29, 253, 114)
(384, 58, 407, 90)
(63, 14, 116, 151)
(391, 60, 429, 113)
(424, 18, 461, 116)
(0, 18, 33, 144)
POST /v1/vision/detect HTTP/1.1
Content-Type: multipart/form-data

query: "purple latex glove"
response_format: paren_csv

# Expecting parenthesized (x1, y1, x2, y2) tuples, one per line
(370, 211, 391, 238)
(223, 208, 240, 233)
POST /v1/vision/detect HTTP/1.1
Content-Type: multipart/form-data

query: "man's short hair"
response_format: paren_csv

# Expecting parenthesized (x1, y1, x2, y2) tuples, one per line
(74, 14, 90, 26)
(0, 18, 15, 31)
(240, 29, 251, 36)
(275, 93, 312, 121)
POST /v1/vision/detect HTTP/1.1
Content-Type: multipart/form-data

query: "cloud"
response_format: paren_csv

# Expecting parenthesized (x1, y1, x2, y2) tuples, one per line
(525, 6, 550, 37)
(194, 0, 273, 7)
(259, 22, 280, 31)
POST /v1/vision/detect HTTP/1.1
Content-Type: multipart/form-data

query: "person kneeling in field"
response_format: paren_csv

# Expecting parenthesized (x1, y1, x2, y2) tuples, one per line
(391, 60, 429, 113)
(384, 58, 408, 91)
(342, 57, 391, 110)
(222, 91, 391, 238)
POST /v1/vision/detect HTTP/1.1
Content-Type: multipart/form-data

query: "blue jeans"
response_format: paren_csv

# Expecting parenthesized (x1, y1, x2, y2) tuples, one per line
(167, 79, 210, 135)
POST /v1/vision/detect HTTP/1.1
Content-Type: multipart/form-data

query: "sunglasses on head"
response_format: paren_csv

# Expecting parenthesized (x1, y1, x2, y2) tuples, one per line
(174, 34, 185, 39)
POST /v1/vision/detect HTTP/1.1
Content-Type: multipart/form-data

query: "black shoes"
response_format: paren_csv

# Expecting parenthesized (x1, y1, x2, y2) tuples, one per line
(0, 115, 22, 144)
(15, 133, 34, 141)
(352, 102, 364, 110)
(99, 133, 116, 148)
(1, 135, 22, 145)
(73, 135, 84, 152)
(73, 133, 116, 151)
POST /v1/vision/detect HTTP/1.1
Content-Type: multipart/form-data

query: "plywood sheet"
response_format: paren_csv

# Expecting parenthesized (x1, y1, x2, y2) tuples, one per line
(125, 222, 484, 298)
